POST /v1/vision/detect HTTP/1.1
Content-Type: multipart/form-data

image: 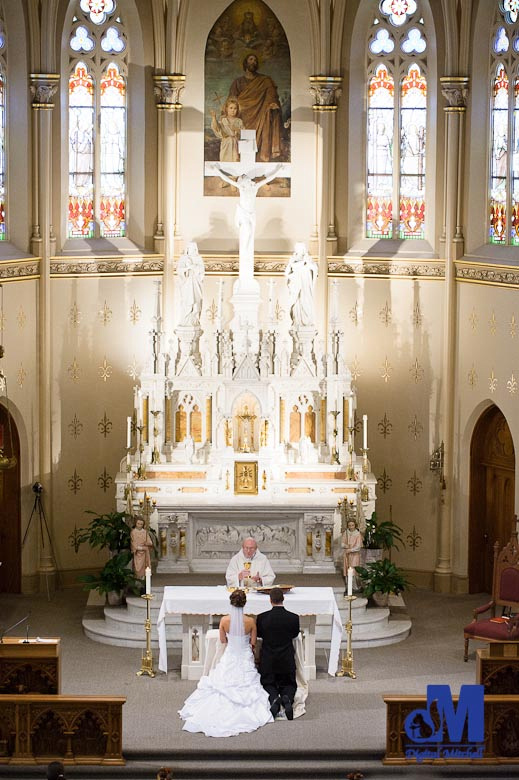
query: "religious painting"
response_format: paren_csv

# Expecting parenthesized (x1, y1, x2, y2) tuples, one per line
(234, 461, 258, 495)
(204, 0, 291, 197)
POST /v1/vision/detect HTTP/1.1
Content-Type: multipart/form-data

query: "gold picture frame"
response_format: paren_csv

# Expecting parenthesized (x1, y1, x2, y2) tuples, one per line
(234, 461, 258, 495)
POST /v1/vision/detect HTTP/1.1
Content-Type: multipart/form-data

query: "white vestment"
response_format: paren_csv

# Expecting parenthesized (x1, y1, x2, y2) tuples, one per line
(225, 549, 275, 587)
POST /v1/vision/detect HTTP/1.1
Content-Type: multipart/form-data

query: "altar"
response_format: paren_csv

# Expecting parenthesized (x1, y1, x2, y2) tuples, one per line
(157, 585, 343, 680)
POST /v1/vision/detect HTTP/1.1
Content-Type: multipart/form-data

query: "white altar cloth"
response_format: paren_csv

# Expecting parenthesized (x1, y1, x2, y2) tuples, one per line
(157, 585, 343, 676)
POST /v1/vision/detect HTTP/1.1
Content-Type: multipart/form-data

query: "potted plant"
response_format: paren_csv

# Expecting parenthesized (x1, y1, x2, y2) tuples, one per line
(78, 551, 141, 605)
(69, 510, 132, 555)
(355, 558, 411, 607)
(363, 511, 404, 562)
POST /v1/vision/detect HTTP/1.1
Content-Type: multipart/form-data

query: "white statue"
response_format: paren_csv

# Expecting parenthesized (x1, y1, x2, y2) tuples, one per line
(177, 242, 205, 326)
(208, 163, 282, 287)
(285, 243, 318, 327)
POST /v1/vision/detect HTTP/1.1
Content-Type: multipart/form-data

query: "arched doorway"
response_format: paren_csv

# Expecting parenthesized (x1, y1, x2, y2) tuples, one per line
(469, 405, 515, 594)
(0, 403, 21, 592)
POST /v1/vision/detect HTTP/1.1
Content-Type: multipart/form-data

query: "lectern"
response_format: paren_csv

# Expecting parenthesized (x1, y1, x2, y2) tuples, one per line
(0, 637, 60, 694)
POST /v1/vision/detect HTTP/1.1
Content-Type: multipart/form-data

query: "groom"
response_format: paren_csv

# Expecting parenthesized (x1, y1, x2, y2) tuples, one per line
(256, 587, 300, 720)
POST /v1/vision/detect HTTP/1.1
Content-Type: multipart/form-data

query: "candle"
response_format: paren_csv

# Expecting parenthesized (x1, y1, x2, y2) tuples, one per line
(126, 416, 132, 449)
(145, 566, 151, 595)
(347, 567, 353, 596)
(349, 395, 354, 429)
(363, 414, 368, 450)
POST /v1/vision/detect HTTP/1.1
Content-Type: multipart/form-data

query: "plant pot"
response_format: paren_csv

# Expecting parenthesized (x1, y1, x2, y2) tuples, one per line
(106, 590, 124, 606)
(372, 591, 389, 608)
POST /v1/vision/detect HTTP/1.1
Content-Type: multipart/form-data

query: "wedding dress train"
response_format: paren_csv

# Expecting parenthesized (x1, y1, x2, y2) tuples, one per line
(178, 606, 273, 737)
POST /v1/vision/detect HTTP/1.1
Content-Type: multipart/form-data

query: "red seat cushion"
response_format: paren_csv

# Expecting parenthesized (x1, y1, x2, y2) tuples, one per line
(464, 619, 519, 641)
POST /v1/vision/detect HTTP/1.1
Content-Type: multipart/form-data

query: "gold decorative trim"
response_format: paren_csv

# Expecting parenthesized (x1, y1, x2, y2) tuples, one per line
(456, 261, 519, 288)
(234, 461, 258, 495)
(329, 258, 445, 279)
(50, 256, 164, 277)
(312, 105, 338, 112)
(0, 259, 40, 281)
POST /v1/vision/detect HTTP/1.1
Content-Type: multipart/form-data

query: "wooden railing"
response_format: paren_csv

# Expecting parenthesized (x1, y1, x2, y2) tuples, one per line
(0, 695, 125, 765)
(384, 694, 519, 764)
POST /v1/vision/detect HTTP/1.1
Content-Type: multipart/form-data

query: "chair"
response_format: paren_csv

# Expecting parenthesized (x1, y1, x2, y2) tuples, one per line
(464, 534, 519, 661)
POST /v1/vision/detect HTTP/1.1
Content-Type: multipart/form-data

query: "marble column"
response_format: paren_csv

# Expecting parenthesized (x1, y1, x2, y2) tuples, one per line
(30, 74, 60, 591)
(435, 77, 469, 593)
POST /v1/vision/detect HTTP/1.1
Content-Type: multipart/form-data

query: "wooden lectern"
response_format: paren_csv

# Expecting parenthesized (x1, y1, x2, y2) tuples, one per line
(0, 637, 60, 694)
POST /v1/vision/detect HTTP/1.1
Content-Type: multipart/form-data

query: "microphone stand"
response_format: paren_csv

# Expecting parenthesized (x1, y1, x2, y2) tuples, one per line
(0, 613, 30, 643)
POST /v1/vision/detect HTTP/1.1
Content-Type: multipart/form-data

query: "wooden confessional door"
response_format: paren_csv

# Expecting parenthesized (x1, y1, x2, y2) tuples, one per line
(469, 405, 515, 594)
(0, 405, 21, 593)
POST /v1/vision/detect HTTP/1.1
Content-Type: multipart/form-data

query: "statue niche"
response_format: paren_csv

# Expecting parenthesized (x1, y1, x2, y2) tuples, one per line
(232, 394, 260, 453)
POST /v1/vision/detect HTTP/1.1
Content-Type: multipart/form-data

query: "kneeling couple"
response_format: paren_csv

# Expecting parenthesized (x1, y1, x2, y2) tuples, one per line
(179, 587, 300, 738)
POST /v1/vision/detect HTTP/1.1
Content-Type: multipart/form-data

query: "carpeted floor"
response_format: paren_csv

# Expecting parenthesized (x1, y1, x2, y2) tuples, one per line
(1, 578, 486, 757)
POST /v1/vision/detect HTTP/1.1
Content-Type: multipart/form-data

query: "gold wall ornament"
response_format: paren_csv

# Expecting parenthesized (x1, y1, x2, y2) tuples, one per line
(377, 413, 392, 439)
(234, 461, 258, 495)
(205, 299, 218, 323)
(349, 301, 359, 326)
(17, 364, 27, 388)
(274, 300, 285, 322)
(379, 300, 392, 327)
(381, 356, 393, 383)
(68, 413, 83, 439)
(409, 357, 424, 383)
(469, 307, 478, 331)
(68, 468, 83, 494)
(377, 468, 392, 494)
(468, 364, 478, 388)
(205, 397, 212, 443)
(98, 411, 112, 437)
(351, 355, 361, 381)
(408, 414, 423, 440)
(97, 467, 113, 493)
(507, 373, 518, 394)
(69, 302, 81, 326)
(510, 314, 517, 338)
(489, 370, 498, 394)
(406, 525, 423, 551)
(412, 302, 422, 327)
(129, 300, 141, 325)
(127, 357, 138, 380)
(16, 306, 26, 329)
(68, 357, 80, 382)
(407, 471, 423, 496)
(489, 311, 497, 335)
(98, 356, 113, 383)
(98, 300, 112, 326)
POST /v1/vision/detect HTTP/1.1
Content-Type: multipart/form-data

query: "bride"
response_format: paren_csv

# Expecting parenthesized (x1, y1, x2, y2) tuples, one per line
(178, 589, 274, 737)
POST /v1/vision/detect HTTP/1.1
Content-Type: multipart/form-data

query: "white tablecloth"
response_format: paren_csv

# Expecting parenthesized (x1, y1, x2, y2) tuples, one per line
(157, 585, 343, 676)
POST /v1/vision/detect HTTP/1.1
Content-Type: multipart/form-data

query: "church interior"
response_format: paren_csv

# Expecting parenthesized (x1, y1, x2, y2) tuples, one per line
(1, 0, 519, 775)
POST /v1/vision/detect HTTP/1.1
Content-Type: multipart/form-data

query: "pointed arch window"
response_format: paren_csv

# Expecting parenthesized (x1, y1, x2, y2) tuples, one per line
(366, 1, 427, 240)
(67, 1, 127, 239)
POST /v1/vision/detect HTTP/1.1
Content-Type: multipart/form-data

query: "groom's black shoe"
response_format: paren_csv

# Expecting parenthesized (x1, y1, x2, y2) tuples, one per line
(270, 697, 281, 718)
(281, 695, 294, 720)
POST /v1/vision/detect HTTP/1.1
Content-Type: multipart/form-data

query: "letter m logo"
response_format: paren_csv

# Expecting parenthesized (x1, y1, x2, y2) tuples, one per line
(428, 684, 484, 743)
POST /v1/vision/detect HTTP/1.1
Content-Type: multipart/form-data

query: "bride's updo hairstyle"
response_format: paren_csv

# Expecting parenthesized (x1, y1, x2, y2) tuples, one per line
(230, 588, 247, 608)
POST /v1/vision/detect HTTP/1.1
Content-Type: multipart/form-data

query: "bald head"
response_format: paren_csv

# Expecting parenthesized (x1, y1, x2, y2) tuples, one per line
(242, 538, 257, 558)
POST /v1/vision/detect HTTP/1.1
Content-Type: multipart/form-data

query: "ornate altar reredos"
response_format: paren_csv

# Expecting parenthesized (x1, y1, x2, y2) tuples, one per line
(115, 240, 376, 575)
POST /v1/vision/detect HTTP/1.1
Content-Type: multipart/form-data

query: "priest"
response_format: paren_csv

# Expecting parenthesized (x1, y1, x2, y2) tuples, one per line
(225, 537, 275, 588)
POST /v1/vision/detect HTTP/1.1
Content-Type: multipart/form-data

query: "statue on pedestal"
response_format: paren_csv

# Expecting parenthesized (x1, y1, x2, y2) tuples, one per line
(177, 242, 205, 326)
(285, 243, 318, 327)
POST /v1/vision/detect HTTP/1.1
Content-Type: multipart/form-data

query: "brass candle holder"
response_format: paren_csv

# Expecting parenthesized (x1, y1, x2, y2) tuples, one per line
(150, 410, 161, 464)
(137, 592, 155, 678)
(329, 410, 340, 465)
(336, 594, 357, 678)
(136, 425, 146, 479)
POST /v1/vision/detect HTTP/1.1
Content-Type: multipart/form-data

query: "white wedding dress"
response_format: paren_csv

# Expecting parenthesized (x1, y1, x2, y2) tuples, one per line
(178, 605, 273, 737)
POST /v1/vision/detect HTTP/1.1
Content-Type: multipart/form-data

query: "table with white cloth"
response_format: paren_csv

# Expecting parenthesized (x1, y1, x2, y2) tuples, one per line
(157, 585, 343, 680)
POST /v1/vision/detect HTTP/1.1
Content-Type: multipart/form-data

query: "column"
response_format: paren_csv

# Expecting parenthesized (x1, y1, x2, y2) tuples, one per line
(434, 77, 469, 593)
(153, 75, 185, 335)
(30, 74, 60, 592)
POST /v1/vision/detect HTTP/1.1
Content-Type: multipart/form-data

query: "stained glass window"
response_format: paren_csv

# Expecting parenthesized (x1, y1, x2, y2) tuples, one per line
(366, 0, 427, 240)
(68, 0, 126, 239)
(0, 19, 7, 241)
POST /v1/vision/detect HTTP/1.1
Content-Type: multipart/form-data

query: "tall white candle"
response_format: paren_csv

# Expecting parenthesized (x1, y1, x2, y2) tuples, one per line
(145, 566, 151, 595)
(347, 567, 353, 596)
(348, 395, 354, 429)
(126, 416, 132, 448)
(363, 414, 368, 449)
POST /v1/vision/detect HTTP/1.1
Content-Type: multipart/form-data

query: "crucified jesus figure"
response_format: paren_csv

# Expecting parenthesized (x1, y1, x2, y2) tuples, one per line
(208, 162, 282, 290)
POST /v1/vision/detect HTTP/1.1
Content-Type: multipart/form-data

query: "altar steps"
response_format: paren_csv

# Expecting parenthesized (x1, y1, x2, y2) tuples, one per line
(82, 587, 411, 651)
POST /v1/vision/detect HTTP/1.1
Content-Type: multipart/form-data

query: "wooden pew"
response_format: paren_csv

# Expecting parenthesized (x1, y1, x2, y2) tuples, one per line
(0, 695, 125, 765)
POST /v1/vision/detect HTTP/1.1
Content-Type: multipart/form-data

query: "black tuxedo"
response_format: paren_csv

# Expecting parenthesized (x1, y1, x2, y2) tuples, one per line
(256, 605, 300, 706)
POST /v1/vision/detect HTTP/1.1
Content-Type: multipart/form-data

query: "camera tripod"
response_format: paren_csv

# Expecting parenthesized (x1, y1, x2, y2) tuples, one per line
(22, 484, 59, 600)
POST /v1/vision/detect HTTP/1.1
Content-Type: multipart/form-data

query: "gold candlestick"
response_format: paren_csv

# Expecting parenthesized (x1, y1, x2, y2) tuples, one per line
(136, 425, 146, 479)
(137, 593, 155, 678)
(150, 410, 161, 464)
(336, 595, 356, 678)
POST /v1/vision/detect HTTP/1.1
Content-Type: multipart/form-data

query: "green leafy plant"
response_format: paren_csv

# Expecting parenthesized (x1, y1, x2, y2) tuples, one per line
(69, 510, 131, 554)
(78, 551, 141, 596)
(363, 512, 404, 551)
(355, 558, 411, 599)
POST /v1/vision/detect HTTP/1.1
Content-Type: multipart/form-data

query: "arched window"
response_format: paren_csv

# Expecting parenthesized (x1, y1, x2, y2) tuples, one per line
(488, 3, 519, 245)
(68, 1, 127, 239)
(366, 1, 427, 240)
